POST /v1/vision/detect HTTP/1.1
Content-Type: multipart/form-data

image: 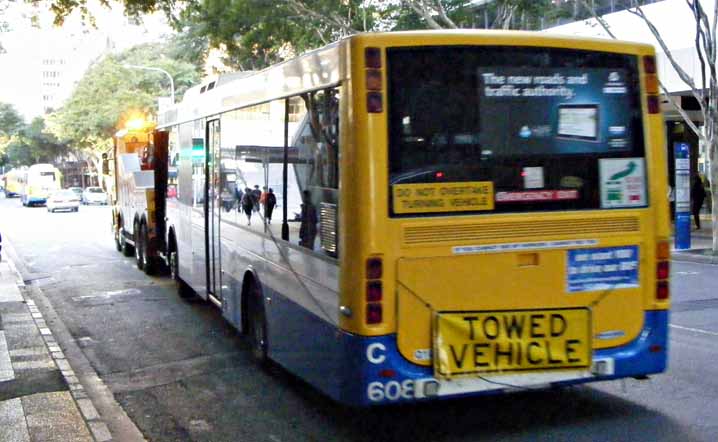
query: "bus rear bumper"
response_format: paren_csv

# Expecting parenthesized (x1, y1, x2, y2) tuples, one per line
(333, 310, 668, 406)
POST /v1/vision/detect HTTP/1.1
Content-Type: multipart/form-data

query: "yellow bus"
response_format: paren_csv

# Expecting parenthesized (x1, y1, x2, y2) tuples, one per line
(155, 30, 669, 405)
(2, 168, 24, 197)
(21, 163, 62, 206)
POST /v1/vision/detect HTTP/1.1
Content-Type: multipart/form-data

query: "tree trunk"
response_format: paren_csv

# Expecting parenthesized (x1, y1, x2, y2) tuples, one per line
(711, 146, 718, 253)
(92, 156, 103, 189)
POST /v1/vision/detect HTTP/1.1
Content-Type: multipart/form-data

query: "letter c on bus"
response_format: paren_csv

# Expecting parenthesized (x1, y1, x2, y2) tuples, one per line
(367, 343, 386, 364)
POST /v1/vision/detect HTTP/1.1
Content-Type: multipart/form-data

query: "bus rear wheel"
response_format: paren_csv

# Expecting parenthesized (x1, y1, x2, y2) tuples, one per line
(247, 283, 268, 365)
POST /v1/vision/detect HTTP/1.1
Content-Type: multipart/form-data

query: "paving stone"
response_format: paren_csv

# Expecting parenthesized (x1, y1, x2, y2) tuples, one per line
(0, 398, 31, 442)
(0, 283, 23, 302)
(88, 421, 113, 442)
(22, 392, 93, 442)
(0, 313, 33, 323)
(55, 359, 71, 372)
(76, 398, 99, 420)
(8, 346, 48, 357)
(0, 331, 15, 382)
(13, 359, 56, 370)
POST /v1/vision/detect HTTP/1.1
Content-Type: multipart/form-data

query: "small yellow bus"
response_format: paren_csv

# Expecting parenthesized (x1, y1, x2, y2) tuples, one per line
(2, 168, 24, 197)
(156, 30, 669, 405)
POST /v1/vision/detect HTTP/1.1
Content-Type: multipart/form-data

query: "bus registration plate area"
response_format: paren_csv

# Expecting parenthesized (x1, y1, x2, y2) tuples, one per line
(433, 308, 591, 378)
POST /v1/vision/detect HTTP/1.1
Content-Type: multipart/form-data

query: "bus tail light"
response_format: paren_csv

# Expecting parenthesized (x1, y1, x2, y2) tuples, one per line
(647, 95, 660, 114)
(367, 303, 383, 324)
(365, 47, 383, 113)
(365, 47, 381, 68)
(643, 55, 661, 114)
(367, 92, 383, 113)
(645, 75, 659, 95)
(366, 256, 384, 325)
(656, 241, 669, 300)
(657, 261, 670, 280)
(366, 257, 383, 279)
(656, 280, 669, 300)
(366, 69, 382, 91)
(367, 281, 382, 302)
(657, 241, 670, 260)
(643, 55, 657, 74)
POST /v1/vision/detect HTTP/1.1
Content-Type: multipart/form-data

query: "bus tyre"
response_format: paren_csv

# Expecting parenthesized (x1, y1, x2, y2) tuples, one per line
(134, 224, 145, 271)
(248, 284, 268, 365)
(120, 228, 134, 257)
(140, 224, 155, 275)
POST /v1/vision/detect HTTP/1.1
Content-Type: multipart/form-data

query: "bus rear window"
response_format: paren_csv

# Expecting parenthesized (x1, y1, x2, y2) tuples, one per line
(387, 46, 646, 216)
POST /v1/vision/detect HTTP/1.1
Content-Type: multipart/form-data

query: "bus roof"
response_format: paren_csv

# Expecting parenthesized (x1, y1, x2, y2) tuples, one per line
(157, 30, 654, 129)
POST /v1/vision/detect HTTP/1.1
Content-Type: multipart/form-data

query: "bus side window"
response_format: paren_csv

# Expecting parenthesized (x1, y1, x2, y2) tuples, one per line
(285, 87, 340, 257)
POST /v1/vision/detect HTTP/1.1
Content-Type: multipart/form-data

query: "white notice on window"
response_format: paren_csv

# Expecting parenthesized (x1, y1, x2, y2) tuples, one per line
(558, 105, 598, 139)
(523, 167, 544, 189)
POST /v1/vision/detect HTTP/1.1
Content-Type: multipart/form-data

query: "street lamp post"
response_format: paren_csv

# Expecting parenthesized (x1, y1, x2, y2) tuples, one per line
(122, 63, 175, 104)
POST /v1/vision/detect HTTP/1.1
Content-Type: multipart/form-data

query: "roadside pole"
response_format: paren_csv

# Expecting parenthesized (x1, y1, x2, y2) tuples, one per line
(674, 142, 691, 249)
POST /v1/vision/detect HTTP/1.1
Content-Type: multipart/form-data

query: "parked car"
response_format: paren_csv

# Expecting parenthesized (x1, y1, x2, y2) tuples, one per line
(67, 187, 83, 199)
(82, 187, 108, 205)
(47, 189, 80, 213)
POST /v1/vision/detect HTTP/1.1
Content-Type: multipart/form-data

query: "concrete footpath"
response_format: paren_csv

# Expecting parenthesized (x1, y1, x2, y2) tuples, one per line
(671, 214, 718, 264)
(0, 255, 109, 442)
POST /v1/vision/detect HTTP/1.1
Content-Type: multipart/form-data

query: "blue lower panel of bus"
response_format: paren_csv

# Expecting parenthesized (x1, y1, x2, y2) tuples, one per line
(25, 196, 47, 204)
(265, 292, 668, 406)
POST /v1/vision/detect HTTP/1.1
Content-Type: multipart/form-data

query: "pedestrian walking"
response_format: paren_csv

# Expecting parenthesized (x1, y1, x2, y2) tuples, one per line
(251, 185, 261, 212)
(264, 188, 277, 224)
(691, 175, 706, 230)
(241, 187, 254, 225)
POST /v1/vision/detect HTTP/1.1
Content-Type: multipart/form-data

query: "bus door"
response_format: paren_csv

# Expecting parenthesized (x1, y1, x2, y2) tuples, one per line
(206, 119, 222, 305)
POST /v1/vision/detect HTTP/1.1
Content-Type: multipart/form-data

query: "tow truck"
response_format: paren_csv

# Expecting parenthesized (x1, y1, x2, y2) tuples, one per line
(107, 118, 168, 274)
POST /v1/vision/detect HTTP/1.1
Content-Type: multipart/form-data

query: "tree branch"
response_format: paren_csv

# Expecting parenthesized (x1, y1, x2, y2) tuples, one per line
(432, 0, 458, 29)
(286, 0, 358, 36)
(627, 5, 706, 116)
(584, 0, 705, 143)
(404, 0, 444, 29)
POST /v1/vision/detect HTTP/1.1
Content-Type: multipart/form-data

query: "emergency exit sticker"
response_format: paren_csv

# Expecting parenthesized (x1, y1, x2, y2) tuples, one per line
(567, 246, 639, 293)
(392, 181, 494, 214)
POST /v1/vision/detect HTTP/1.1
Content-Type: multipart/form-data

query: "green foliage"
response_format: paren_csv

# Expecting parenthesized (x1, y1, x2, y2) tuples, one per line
(0, 102, 24, 136)
(178, 0, 393, 70)
(49, 41, 199, 156)
(1, 117, 68, 167)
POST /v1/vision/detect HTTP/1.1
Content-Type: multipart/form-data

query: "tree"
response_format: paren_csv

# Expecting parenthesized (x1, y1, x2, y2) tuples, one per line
(0, 102, 25, 167)
(48, 41, 199, 183)
(583, 1, 718, 253)
(1, 117, 68, 167)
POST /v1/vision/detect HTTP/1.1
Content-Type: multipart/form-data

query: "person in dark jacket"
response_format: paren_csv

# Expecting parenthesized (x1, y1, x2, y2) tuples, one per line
(264, 188, 277, 224)
(241, 187, 254, 225)
(691, 175, 707, 230)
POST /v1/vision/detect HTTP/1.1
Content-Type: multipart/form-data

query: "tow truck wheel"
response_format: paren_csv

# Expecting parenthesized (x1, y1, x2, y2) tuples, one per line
(120, 228, 134, 257)
(134, 223, 145, 271)
(140, 223, 155, 275)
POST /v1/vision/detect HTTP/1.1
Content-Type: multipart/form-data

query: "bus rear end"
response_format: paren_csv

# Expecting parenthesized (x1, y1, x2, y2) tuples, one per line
(340, 33, 669, 406)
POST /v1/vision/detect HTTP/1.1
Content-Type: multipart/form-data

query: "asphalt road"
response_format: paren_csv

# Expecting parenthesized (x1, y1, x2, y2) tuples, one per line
(1, 194, 717, 442)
